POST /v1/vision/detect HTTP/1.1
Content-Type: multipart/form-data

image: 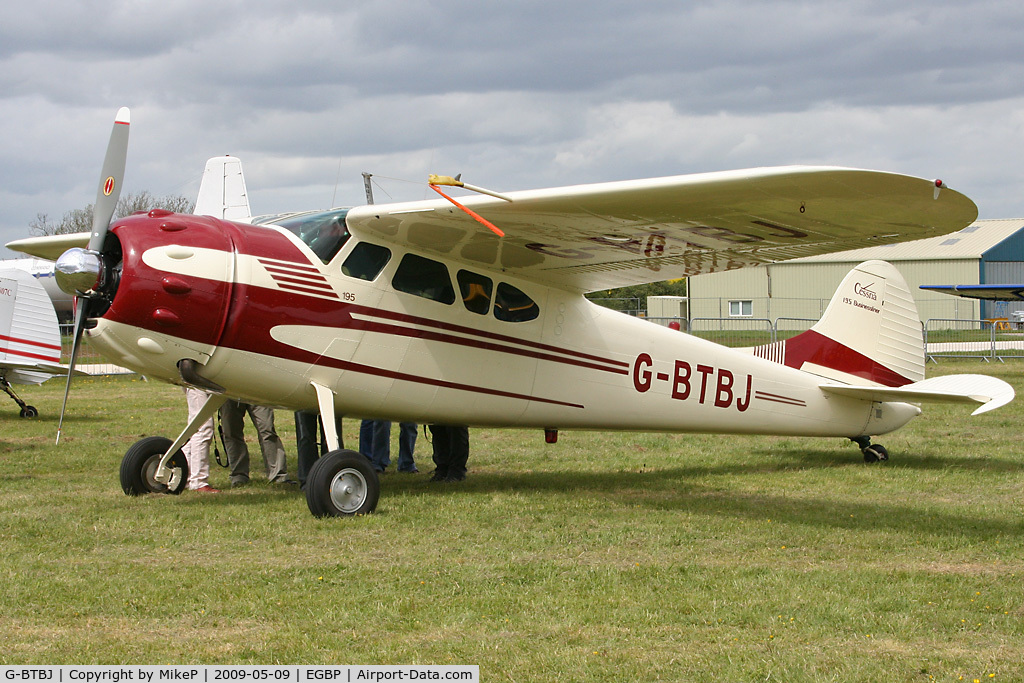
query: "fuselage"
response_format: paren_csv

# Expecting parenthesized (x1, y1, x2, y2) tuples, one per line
(84, 210, 920, 438)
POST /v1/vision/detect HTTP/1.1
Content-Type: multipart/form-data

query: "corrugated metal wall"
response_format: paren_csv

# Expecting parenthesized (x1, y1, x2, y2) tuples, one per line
(689, 258, 982, 322)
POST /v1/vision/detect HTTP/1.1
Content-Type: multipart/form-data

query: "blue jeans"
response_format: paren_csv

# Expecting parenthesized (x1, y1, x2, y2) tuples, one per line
(359, 420, 418, 472)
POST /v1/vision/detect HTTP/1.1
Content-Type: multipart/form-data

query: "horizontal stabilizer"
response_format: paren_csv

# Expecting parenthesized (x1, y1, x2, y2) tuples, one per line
(820, 374, 1015, 415)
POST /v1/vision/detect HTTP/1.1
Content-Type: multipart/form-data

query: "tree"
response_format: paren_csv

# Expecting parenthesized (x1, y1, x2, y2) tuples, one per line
(29, 191, 195, 236)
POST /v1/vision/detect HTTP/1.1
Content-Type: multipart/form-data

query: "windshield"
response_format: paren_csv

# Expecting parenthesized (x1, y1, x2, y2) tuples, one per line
(264, 208, 352, 263)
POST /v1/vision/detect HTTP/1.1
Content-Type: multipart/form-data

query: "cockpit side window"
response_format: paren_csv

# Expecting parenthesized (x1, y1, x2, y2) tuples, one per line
(494, 282, 540, 322)
(272, 209, 352, 264)
(392, 254, 456, 304)
(342, 242, 392, 281)
(457, 270, 493, 315)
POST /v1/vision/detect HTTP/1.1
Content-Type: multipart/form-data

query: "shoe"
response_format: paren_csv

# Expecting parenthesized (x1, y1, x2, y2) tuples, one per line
(398, 467, 419, 474)
(443, 472, 466, 483)
(429, 471, 448, 482)
(194, 484, 221, 493)
(274, 478, 300, 488)
(230, 479, 249, 488)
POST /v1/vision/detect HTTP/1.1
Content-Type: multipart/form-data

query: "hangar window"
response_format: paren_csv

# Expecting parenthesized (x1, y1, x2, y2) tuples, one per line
(342, 242, 391, 281)
(457, 270, 493, 315)
(272, 209, 352, 264)
(494, 282, 539, 323)
(729, 300, 753, 317)
(392, 254, 456, 304)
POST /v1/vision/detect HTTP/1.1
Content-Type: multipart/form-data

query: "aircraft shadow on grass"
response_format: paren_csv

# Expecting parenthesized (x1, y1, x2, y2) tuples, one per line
(366, 455, 1024, 539)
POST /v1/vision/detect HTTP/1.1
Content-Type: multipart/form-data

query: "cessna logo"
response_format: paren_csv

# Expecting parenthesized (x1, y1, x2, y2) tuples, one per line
(854, 282, 877, 301)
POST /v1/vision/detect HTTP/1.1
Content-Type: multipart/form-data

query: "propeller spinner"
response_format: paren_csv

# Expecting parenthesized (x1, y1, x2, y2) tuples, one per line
(54, 107, 130, 444)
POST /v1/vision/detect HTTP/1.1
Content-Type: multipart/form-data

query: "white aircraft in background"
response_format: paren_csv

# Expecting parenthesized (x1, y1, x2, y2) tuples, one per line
(6, 108, 1014, 518)
(0, 268, 77, 418)
(0, 257, 74, 318)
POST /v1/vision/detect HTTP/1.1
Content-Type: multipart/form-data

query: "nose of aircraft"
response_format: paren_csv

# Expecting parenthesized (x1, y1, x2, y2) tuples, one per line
(55, 247, 104, 296)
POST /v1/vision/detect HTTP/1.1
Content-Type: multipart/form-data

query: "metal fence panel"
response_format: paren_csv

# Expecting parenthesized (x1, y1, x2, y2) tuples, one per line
(59, 323, 135, 375)
(689, 318, 774, 348)
(923, 319, 996, 361)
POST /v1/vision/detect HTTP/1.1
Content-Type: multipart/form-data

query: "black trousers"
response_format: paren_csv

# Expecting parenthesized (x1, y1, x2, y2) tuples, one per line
(429, 424, 469, 477)
(295, 411, 343, 487)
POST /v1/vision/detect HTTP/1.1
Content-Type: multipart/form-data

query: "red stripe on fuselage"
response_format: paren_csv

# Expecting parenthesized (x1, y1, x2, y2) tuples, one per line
(215, 283, 628, 375)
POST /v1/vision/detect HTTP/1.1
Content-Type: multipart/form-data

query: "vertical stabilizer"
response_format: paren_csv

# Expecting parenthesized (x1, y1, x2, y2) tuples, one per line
(194, 156, 251, 222)
(748, 260, 924, 386)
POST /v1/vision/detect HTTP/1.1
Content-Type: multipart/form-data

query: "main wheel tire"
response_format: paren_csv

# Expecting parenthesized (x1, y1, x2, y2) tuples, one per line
(120, 436, 189, 496)
(305, 449, 380, 518)
(862, 444, 889, 463)
(19, 405, 38, 418)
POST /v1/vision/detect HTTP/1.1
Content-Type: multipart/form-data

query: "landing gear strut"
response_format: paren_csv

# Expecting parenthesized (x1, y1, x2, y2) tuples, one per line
(2, 377, 38, 418)
(851, 436, 889, 463)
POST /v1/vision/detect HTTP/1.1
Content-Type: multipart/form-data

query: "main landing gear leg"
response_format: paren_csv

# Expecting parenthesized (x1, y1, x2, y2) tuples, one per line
(851, 436, 889, 463)
(2, 377, 38, 418)
(120, 391, 228, 495)
(304, 381, 380, 517)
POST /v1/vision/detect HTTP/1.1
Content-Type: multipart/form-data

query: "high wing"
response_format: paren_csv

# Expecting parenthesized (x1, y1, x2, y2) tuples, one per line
(9, 165, 976, 292)
(920, 284, 1024, 301)
(8, 232, 90, 262)
(346, 166, 977, 292)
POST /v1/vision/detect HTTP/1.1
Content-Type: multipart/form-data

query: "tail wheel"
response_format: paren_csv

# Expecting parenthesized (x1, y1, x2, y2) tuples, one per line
(120, 436, 189, 496)
(305, 449, 380, 518)
(19, 406, 38, 418)
(862, 444, 889, 463)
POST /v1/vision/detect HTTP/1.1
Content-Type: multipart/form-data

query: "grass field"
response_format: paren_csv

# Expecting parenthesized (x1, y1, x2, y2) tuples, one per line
(2, 363, 1023, 681)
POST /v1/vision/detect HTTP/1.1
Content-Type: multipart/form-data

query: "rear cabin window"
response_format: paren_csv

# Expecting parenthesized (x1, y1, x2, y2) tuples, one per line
(457, 270, 493, 315)
(494, 282, 540, 322)
(342, 242, 391, 281)
(273, 209, 351, 264)
(392, 254, 456, 305)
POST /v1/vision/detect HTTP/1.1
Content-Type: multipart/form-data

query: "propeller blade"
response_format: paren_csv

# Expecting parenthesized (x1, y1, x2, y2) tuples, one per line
(57, 107, 130, 444)
(56, 299, 87, 444)
(88, 107, 130, 253)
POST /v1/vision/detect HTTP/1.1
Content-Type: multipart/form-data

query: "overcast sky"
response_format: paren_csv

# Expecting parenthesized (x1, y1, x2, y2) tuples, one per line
(3, 0, 1023, 256)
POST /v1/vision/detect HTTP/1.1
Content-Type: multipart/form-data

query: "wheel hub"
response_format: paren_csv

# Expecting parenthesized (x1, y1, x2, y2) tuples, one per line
(329, 469, 368, 514)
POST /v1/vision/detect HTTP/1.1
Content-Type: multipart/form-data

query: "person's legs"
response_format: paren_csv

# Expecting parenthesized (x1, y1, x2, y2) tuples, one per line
(249, 404, 288, 481)
(397, 422, 418, 472)
(219, 400, 250, 486)
(429, 424, 451, 480)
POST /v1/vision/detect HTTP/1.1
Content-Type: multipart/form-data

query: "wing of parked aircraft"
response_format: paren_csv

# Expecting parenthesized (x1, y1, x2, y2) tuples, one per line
(10, 167, 976, 293)
(920, 284, 1024, 301)
(344, 167, 977, 291)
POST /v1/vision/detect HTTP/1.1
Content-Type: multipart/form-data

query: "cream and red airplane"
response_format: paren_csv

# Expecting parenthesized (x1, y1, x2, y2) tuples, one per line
(7, 108, 1015, 517)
